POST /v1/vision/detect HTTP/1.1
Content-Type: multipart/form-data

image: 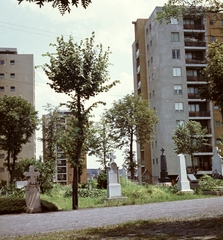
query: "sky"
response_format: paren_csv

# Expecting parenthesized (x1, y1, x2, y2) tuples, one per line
(0, 0, 167, 168)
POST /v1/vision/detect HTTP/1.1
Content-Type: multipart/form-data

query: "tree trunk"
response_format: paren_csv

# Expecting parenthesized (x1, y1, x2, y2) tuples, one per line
(130, 132, 134, 180)
(72, 166, 78, 210)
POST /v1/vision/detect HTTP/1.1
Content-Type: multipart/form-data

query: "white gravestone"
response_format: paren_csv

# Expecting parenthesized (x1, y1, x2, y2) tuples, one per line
(24, 165, 42, 213)
(212, 147, 223, 176)
(107, 161, 121, 198)
(177, 154, 194, 193)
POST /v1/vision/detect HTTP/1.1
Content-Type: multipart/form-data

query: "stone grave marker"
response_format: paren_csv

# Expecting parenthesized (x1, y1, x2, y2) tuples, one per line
(187, 174, 198, 189)
(15, 181, 28, 189)
(24, 165, 42, 213)
(107, 161, 121, 198)
(177, 154, 194, 193)
(159, 148, 171, 183)
(212, 147, 223, 177)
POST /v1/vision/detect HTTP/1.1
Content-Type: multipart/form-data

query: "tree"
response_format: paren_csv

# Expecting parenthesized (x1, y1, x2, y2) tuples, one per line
(200, 40, 223, 121)
(88, 116, 116, 171)
(18, 0, 92, 15)
(156, 0, 223, 24)
(105, 94, 158, 180)
(14, 157, 56, 194)
(172, 120, 209, 172)
(41, 33, 119, 209)
(0, 95, 38, 184)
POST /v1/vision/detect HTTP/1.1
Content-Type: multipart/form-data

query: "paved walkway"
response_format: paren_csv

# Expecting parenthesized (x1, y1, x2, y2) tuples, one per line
(0, 197, 223, 238)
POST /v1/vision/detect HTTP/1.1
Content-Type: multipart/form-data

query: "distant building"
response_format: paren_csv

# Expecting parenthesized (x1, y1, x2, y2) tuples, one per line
(0, 48, 35, 182)
(42, 110, 87, 185)
(132, 7, 223, 183)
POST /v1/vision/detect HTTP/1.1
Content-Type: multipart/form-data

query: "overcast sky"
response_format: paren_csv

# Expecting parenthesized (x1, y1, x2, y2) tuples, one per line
(1, 0, 167, 168)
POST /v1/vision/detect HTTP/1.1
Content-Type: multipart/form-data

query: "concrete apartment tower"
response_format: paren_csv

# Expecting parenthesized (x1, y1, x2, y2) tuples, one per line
(132, 7, 223, 184)
(0, 48, 35, 182)
(42, 111, 87, 185)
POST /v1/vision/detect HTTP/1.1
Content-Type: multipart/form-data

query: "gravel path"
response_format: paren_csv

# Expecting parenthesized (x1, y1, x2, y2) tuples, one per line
(0, 197, 223, 239)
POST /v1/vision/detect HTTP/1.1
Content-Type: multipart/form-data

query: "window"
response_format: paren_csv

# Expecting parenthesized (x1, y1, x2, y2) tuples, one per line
(171, 32, 180, 42)
(152, 73, 154, 80)
(176, 120, 185, 126)
(183, 19, 194, 25)
(10, 86, 15, 91)
(174, 85, 182, 94)
(0, 86, 4, 91)
(153, 159, 155, 164)
(149, 93, 151, 99)
(216, 121, 221, 127)
(155, 141, 157, 147)
(10, 60, 15, 65)
(0, 154, 5, 159)
(172, 49, 180, 59)
(149, 24, 151, 31)
(0, 73, 4, 78)
(146, 28, 148, 34)
(209, 20, 214, 25)
(152, 90, 155, 96)
(151, 56, 153, 63)
(147, 60, 150, 67)
(185, 52, 192, 59)
(221, 20, 223, 26)
(10, 73, 15, 78)
(216, 139, 222, 144)
(0, 167, 4, 172)
(175, 102, 183, 112)
(188, 87, 198, 94)
(156, 158, 158, 164)
(173, 67, 181, 76)
(170, 17, 178, 24)
(150, 40, 152, 46)
(189, 104, 200, 112)
(147, 44, 149, 51)
(210, 36, 215, 42)
(0, 60, 4, 65)
(187, 69, 197, 77)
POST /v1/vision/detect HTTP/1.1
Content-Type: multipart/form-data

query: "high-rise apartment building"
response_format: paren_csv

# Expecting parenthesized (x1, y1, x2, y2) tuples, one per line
(132, 7, 223, 184)
(42, 111, 87, 185)
(0, 48, 35, 182)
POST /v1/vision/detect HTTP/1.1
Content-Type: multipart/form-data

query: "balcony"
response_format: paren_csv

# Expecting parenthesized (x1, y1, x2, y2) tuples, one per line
(186, 58, 207, 64)
(189, 111, 210, 117)
(185, 41, 206, 47)
(186, 76, 204, 82)
(137, 65, 140, 74)
(137, 81, 141, 89)
(183, 24, 205, 30)
(188, 93, 200, 99)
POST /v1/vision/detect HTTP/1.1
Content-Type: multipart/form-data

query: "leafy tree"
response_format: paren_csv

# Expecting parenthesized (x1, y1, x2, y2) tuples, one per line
(41, 33, 119, 210)
(200, 40, 223, 121)
(0, 95, 38, 184)
(156, 0, 223, 24)
(105, 94, 158, 180)
(97, 172, 107, 189)
(14, 158, 56, 194)
(172, 120, 209, 171)
(88, 116, 116, 171)
(18, 0, 92, 15)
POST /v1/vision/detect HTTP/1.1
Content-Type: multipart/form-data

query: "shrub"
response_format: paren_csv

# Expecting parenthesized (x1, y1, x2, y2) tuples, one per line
(0, 184, 25, 198)
(199, 174, 223, 191)
(97, 172, 107, 189)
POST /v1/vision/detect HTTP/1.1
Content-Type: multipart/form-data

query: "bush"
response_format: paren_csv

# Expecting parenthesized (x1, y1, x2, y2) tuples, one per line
(199, 174, 223, 191)
(97, 172, 107, 189)
(0, 184, 25, 198)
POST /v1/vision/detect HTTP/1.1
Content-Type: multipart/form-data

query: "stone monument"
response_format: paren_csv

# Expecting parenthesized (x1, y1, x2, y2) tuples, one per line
(177, 154, 194, 193)
(159, 148, 171, 183)
(24, 165, 42, 213)
(212, 147, 223, 177)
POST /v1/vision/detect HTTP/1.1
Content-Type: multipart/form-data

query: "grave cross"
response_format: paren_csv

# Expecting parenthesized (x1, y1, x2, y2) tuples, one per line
(108, 152, 116, 162)
(161, 148, 165, 155)
(24, 165, 40, 184)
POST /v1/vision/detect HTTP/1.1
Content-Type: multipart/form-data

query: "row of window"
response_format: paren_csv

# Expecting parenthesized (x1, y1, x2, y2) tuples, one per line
(0, 60, 15, 65)
(0, 73, 15, 78)
(0, 86, 15, 91)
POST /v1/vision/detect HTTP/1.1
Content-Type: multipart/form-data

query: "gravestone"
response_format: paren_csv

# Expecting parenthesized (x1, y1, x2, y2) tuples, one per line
(177, 154, 194, 193)
(15, 181, 28, 189)
(159, 148, 171, 183)
(24, 165, 42, 213)
(187, 174, 198, 189)
(107, 161, 121, 198)
(212, 147, 223, 177)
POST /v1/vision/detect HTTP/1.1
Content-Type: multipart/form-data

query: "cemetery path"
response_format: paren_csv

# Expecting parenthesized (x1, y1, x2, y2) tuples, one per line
(0, 196, 223, 238)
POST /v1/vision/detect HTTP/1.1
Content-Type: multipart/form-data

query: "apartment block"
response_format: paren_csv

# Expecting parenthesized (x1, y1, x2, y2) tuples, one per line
(0, 48, 35, 182)
(42, 111, 87, 185)
(132, 7, 223, 184)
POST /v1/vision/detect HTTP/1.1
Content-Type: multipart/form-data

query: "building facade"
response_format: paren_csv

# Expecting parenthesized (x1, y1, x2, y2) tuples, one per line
(42, 111, 87, 185)
(0, 48, 35, 182)
(132, 7, 223, 184)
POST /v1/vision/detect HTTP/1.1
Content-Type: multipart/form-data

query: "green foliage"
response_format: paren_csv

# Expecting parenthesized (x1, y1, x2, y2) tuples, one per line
(88, 179, 98, 188)
(97, 172, 107, 189)
(156, 0, 223, 24)
(105, 94, 158, 179)
(0, 95, 38, 184)
(88, 117, 116, 170)
(18, 0, 92, 15)
(200, 40, 223, 120)
(0, 197, 58, 214)
(0, 184, 25, 198)
(172, 121, 209, 169)
(199, 174, 223, 191)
